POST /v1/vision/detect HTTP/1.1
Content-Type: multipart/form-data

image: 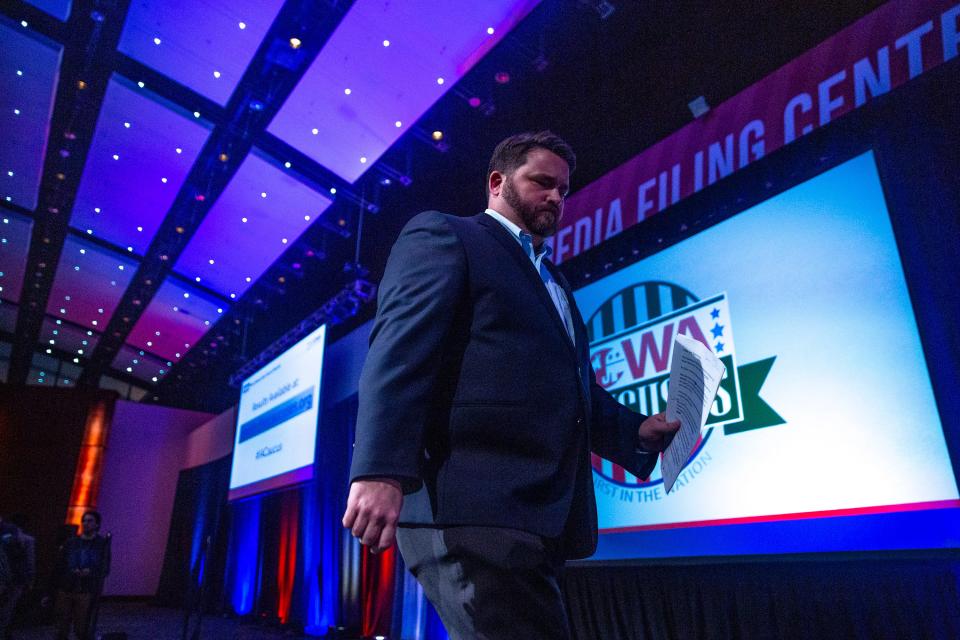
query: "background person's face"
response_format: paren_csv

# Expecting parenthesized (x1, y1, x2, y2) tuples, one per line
(81, 514, 98, 535)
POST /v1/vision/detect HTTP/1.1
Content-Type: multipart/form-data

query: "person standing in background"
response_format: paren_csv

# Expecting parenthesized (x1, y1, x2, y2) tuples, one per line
(0, 514, 35, 638)
(53, 511, 109, 640)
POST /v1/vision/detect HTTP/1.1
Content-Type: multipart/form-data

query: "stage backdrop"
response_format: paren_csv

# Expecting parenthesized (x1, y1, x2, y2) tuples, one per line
(574, 150, 959, 560)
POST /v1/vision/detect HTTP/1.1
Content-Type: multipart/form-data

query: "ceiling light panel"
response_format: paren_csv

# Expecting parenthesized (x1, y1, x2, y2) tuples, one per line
(69, 75, 211, 254)
(126, 278, 227, 362)
(173, 150, 331, 298)
(23, 0, 72, 21)
(0, 211, 34, 304)
(0, 303, 17, 334)
(111, 344, 171, 384)
(40, 317, 100, 356)
(267, 0, 541, 182)
(45, 235, 139, 328)
(0, 20, 63, 210)
(117, 0, 286, 105)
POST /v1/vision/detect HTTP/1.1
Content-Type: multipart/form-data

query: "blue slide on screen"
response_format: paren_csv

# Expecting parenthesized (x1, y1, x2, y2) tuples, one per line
(574, 152, 960, 560)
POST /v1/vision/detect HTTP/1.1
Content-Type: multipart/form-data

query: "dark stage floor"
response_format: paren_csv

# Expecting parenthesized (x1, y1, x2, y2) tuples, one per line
(11, 601, 313, 640)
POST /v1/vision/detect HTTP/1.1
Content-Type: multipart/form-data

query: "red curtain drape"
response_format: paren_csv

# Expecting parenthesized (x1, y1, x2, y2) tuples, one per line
(360, 544, 397, 636)
(276, 491, 300, 623)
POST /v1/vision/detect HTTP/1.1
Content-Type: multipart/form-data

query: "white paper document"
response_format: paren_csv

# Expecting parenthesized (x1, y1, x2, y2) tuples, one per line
(662, 333, 727, 493)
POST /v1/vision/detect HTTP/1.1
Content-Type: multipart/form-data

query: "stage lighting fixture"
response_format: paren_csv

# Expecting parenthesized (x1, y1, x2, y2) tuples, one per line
(383, 39, 390, 47)
(688, 95, 710, 118)
(289, 37, 302, 49)
(495, 71, 510, 84)
(432, 130, 444, 141)
(77, 80, 87, 90)
(487, 27, 495, 35)
(395, 120, 402, 127)
(238, 22, 246, 30)
(468, 96, 482, 108)
(437, 77, 445, 85)
(533, 52, 550, 72)
(595, 0, 616, 19)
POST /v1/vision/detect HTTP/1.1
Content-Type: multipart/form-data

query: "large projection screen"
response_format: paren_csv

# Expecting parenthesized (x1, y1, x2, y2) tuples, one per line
(574, 151, 959, 560)
(228, 324, 326, 501)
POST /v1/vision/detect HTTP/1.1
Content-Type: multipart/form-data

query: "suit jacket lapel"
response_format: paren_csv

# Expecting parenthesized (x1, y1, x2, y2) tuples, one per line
(476, 214, 578, 360)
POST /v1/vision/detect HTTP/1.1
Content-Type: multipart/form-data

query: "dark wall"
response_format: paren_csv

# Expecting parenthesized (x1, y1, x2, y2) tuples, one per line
(0, 385, 118, 587)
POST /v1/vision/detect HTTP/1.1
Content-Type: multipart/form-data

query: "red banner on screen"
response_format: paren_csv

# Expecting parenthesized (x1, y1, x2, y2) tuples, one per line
(547, 0, 960, 263)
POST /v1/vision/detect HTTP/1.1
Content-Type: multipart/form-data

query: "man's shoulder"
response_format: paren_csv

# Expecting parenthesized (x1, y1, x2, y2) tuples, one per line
(402, 211, 485, 233)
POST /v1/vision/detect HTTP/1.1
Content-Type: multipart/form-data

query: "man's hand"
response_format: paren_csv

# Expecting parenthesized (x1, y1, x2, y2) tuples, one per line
(342, 477, 403, 553)
(638, 412, 681, 452)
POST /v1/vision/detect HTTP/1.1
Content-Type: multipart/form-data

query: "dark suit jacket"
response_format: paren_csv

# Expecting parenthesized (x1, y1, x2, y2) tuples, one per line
(349, 211, 656, 559)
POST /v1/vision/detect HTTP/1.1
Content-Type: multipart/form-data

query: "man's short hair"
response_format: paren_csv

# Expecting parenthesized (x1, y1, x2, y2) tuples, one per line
(82, 510, 102, 528)
(487, 131, 576, 193)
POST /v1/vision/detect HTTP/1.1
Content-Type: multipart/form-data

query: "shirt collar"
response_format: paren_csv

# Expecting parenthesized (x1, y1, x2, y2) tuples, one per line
(484, 208, 552, 259)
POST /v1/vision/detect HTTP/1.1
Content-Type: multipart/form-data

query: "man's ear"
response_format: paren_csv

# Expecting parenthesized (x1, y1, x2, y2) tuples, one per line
(488, 171, 505, 197)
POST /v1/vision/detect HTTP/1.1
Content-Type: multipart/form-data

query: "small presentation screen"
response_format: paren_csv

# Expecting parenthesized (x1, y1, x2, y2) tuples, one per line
(574, 152, 959, 560)
(228, 324, 326, 501)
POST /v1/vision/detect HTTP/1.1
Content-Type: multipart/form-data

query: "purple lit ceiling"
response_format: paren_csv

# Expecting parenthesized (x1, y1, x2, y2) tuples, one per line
(267, 0, 541, 182)
(173, 150, 332, 299)
(46, 235, 139, 329)
(40, 317, 99, 358)
(126, 277, 228, 363)
(0, 212, 33, 304)
(0, 20, 63, 211)
(69, 75, 211, 254)
(111, 344, 171, 384)
(0, 303, 16, 334)
(117, 0, 286, 106)
(23, 0, 71, 22)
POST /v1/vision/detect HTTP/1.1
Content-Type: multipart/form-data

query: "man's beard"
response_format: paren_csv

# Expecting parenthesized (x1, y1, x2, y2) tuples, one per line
(502, 177, 560, 238)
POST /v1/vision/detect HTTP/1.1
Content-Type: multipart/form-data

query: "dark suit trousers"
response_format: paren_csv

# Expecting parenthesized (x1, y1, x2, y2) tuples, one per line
(397, 526, 572, 640)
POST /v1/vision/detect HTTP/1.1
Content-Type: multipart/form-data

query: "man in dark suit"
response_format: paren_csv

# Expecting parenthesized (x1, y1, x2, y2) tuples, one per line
(343, 131, 680, 639)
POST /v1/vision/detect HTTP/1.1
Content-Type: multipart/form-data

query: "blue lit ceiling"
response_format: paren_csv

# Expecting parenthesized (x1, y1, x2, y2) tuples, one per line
(267, 0, 541, 182)
(46, 235, 139, 330)
(0, 212, 33, 304)
(117, 0, 286, 106)
(69, 75, 212, 255)
(126, 277, 227, 363)
(2, 0, 548, 396)
(173, 149, 332, 299)
(23, 0, 71, 22)
(0, 18, 62, 211)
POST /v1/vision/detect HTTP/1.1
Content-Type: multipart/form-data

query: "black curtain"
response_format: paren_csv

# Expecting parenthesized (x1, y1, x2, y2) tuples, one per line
(155, 454, 231, 611)
(564, 556, 960, 640)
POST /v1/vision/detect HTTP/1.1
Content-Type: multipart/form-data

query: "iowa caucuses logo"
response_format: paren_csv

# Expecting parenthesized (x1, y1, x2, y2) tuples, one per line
(587, 281, 784, 493)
